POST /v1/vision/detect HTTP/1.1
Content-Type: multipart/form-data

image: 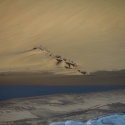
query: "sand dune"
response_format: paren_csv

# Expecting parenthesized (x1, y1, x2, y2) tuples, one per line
(0, 46, 81, 75)
(0, 0, 125, 74)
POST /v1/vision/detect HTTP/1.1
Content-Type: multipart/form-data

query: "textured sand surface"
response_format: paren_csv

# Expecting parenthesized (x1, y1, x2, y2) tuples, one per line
(0, 0, 125, 74)
(0, 89, 125, 125)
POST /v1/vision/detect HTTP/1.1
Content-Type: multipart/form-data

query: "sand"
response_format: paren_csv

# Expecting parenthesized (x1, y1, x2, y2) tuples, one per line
(0, 0, 125, 75)
(0, 2, 125, 124)
(0, 89, 125, 124)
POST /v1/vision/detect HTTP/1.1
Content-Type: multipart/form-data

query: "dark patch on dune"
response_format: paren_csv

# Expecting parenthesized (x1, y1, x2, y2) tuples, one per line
(91, 69, 125, 76)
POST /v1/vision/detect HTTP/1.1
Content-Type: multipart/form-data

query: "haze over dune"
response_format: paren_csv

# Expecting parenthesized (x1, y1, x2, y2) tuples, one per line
(0, 0, 125, 73)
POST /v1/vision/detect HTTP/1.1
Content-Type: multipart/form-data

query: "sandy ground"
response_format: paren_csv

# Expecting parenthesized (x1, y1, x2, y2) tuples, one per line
(0, 2, 125, 124)
(0, 0, 125, 74)
(0, 89, 125, 125)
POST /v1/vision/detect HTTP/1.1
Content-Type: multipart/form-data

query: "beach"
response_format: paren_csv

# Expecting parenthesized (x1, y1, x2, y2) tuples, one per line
(0, 89, 125, 125)
(0, 1, 125, 124)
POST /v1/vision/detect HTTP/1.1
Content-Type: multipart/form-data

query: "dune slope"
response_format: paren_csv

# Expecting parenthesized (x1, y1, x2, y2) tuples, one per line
(0, 46, 81, 75)
(0, 0, 125, 73)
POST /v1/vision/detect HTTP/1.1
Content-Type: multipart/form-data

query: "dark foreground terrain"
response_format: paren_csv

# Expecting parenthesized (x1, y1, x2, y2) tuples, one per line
(0, 89, 125, 125)
(0, 70, 125, 85)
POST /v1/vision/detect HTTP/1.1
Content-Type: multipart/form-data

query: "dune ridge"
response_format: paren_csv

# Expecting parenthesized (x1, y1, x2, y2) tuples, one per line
(0, 45, 85, 75)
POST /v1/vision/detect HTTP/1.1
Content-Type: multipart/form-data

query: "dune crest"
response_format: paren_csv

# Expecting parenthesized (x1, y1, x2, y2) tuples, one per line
(0, 46, 85, 75)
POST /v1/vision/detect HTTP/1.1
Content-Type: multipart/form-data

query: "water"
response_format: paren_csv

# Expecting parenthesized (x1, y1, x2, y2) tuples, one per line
(0, 86, 125, 101)
(50, 113, 125, 125)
